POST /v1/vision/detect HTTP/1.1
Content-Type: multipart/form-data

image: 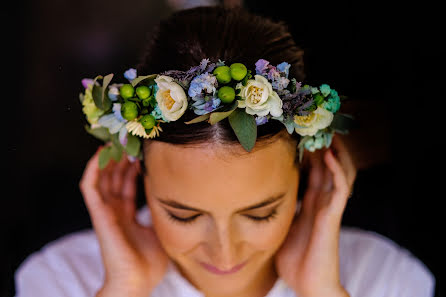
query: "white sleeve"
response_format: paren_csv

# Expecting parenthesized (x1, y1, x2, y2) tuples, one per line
(14, 230, 104, 297)
(339, 227, 436, 297)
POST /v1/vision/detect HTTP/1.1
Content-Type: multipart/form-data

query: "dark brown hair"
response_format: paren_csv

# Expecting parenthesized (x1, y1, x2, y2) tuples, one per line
(136, 5, 306, 171)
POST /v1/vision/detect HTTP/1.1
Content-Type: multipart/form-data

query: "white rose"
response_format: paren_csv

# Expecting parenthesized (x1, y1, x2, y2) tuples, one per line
(154, 75, 188, 121)
(236, 75, 283, 117)
(294, 107, 334, 136)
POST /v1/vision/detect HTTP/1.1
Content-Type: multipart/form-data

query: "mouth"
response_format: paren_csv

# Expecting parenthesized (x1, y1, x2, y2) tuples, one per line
(199, 259, 248, 275)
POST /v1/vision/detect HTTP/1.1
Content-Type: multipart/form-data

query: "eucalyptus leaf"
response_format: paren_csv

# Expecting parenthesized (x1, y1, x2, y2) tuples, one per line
(84, 125, 111, 142)
(209, 109, 237, 125)
(209, 100, 239, 125)
(92, 76, 112, 111)
(131, 74, 158, 87)
(330, 113, 356, 134)
(98, 146, 112, 169)
(228, 109, 257, 152)
(110, 142, 123, 162)
(125, 133, 141, 157)
(111, 133, 124, 150)
(184, 113, 210, 124)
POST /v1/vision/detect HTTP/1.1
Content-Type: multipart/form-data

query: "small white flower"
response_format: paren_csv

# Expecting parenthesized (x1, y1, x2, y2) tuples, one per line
(126, 120, 151, 139)
(154, 75, 188, 121)
(236, 75, 283, 117)
(294, 107, 334, 136)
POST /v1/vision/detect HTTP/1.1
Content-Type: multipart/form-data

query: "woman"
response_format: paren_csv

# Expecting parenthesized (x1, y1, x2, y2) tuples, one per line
(14, 5, 434, 297)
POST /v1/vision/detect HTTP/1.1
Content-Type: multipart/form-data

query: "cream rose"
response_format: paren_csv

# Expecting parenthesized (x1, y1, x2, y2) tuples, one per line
(236, 75, 283, 117)
(294, 107, 334, 136)
(154, 75, 188, 121)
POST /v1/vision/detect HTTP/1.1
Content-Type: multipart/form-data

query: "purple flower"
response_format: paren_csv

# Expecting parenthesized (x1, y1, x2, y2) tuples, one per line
(255, 59, 270, 75)
(124, 68, 137, 81)
(272, 76, 290, 91)
(82, 78, 95, 89)
(267, 67, 281, 81)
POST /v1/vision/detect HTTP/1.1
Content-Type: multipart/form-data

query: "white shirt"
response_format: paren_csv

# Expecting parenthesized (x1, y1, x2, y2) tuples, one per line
(14, 205, 435, 297)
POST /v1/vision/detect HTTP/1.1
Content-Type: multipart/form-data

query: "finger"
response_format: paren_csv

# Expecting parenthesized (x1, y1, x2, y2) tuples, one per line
(331, 135, 356, 189)
(79, 147, 112, 227)
(111, 154, 129, 197)
(324, 149, 349, 213)
(98, 158, 116, 202)
(121, 163, 139, 220)
(300, 151, 324, 216)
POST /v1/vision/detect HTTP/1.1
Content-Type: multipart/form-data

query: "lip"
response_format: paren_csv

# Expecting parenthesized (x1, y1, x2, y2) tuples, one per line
(200, 259, 248, 275)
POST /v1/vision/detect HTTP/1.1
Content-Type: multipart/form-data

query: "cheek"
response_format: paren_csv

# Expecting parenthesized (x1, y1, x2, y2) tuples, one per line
(150, 208, 201, 255)
(243, 202, 297, 251)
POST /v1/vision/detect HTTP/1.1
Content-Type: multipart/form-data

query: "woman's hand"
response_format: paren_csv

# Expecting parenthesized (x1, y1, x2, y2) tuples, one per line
(274, 135, 356, 297)
(79, 145, 169, 297)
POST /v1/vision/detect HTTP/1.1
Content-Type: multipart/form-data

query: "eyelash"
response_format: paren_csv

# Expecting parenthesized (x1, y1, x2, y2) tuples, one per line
(166, 209, 278, 225)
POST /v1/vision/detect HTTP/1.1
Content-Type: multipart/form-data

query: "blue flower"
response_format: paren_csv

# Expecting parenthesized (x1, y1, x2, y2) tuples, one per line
(276, 62, 291, 78)
(188, 73, 217, 99)
(124, 68, 137, 81)
(255, 116, 269, 126)
(320, 84, 331, 97)
(112, 103, 126, 122)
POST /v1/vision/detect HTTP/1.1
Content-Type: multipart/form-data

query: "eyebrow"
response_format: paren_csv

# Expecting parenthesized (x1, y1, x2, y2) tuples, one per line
(156, 192, 286, 213)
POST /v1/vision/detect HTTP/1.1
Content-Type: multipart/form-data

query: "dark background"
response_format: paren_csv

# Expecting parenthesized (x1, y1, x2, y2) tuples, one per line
(3, 0, 444, 296)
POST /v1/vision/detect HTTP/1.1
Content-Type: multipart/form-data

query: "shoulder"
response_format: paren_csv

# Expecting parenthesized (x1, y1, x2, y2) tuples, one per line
(339, 226, 435, 297)
(14, 229, 104, 297)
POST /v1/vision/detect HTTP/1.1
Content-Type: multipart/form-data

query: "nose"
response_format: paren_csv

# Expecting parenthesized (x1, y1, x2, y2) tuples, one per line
(207, 221, 240, 270)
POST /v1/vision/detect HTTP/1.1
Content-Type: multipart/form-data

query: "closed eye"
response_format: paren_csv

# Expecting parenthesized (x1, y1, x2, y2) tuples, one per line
(166, 209, 278, 225)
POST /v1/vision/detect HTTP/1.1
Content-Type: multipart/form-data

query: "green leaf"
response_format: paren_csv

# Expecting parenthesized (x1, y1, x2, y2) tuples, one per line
(84, 125, 111, 142)
(98, 146, 112, 169)
(79, 92, 84, 104)
(125, 133, 141, 157)
(184, 113, 210, 124)
(330, 113, 356, 134)
(228, 109, 257, 152)
(131, 74, 157, 87)
(209, 100, 239, 125)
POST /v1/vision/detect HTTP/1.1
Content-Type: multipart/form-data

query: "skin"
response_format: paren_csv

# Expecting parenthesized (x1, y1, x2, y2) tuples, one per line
(142, 134, 299, 297)
(79, 132, 356, 297)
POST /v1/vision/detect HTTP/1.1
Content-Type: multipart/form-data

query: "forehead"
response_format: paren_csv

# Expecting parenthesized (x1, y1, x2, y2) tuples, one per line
(143, 140, 298, 211)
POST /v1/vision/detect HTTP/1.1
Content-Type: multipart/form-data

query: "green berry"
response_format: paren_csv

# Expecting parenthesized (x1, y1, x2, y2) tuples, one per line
(217, 86, 236, 104)
(121, 101, 139, 121)
(140, 114, 156, 129)
(213, 66, 232, 84)
(230, 63, 248, 81)
(313, 94, 325, 106)
(136, 85, 151, 99)
(120, 84, 135, 99)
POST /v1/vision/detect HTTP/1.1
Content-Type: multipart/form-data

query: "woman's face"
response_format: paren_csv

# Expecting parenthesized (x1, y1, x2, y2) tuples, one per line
(143, 138, 299, 297)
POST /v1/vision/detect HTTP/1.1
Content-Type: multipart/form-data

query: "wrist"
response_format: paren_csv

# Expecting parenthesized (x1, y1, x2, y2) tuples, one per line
(95, 279, 155, 297)
(293, 286, 350, 297)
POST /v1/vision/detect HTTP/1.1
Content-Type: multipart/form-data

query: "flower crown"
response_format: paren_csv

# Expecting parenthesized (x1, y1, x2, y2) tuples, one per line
(80, 58, 354, 169)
